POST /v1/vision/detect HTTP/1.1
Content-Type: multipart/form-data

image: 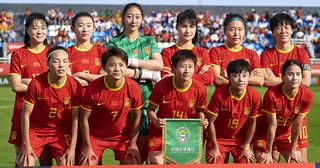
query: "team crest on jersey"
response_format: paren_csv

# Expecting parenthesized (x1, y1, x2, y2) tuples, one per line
(144, 47, 151, 55)
(257, 139, 264, 148)
(244, 107, 251, 115)
(124, 98, 130, 107)
(149, 138, 156, 147)
(175, 126, 190, 143)
(33, 62, 40, 67)
(11, 131, 17, 140)
(94, 58, 100, 66)
(64, 97, 71, 105)
(196, 58, 202, 66)
(294, 107, 301, 114)
(188, 99, 195, 108)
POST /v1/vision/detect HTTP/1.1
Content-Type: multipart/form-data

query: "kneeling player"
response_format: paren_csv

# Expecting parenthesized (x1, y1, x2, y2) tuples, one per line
(253, 60, 314, 163)
(147, 50, 208, 164)
(79, 47, 142, 165)
(19, 46, 81, 166)
(206, 59, 261, 164)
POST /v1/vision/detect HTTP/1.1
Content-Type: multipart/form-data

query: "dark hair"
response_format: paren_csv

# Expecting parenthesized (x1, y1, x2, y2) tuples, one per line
(270, 13, 294, 32)
(171, 50, 197, 68)
(223, 13, 247, 31)
(47, 46, 68, 62)
(118, 3, 144, 36)
(281, 60, 303, 76)
(226, 59, 251, 76)
(24, 13, 48, 47)
(176, 9, 198, 44)
(71, 12, 95, 27)
(102, 47, 128, 66)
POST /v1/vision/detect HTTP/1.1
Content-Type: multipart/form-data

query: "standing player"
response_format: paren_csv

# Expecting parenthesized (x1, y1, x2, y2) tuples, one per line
(147, 50, 208, 164)
(260, 13, 312, 162)
(253, 60, 314, 163)
(209, 13, 263, 87)
(79, 47, 143, 165)
(206, 59, 261, 164)
(67, 12, 107, 88)
(8, 13, 51, 165)
(107, 3, 163, 163)
(18, 46, 81, 166)
(161, 9, 213, 84)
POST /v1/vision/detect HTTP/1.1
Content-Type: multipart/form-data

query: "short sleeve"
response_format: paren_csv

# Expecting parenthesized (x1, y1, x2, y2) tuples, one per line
(24, 79, 38, 105)
(71, 80, 82, 108)
(250, 90, 261, 118)
(9, 50, 22, 76)
(260, 50, 271, 69)
(80, 85, 95, 112)
(207, 89, 221, 116)
(262, 89, 276, 115)
(130, 82, 143, 110)
(209, 47, 220, 67)
(300, 89, 314, 114)
(148, 82, 161, 106)
(150, 37, 159, 54)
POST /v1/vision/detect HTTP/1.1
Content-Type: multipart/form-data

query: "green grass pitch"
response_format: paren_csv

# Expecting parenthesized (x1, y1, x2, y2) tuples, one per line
(0, 85, 319, 165)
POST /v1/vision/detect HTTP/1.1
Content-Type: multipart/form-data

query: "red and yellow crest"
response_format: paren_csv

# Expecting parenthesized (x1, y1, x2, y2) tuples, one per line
(124, 98, 130, 107)
(196, 58, 202, 66)
(294, 107, 301, 114)
(188, 99, 195, 108)
(257, 139, 264, 148)
(64, 97, 71, 105)
(95, 58, 101, 66)
(11, 131, 17, 140)
(144, 47, 151, 55)
(244, 107, 251, 115)
(149, 138, 156, 147)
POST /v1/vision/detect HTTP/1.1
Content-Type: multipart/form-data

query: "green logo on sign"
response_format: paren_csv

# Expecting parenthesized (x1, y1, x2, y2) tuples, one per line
(175, 126, 190, 143)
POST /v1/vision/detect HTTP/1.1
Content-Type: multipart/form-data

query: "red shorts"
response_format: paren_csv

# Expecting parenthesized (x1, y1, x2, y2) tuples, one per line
(252, 129, 298, 152)
(148, 136, 162, 152)
(206, 141, 247, 163)
(8, 122, 22, 145)
(29, 131, 70, 158)
(88, 136, 129, 160)
(298, 119, 308, 148)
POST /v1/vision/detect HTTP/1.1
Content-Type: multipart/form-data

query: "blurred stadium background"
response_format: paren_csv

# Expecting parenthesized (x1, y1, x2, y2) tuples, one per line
(0, 0, 319, 165)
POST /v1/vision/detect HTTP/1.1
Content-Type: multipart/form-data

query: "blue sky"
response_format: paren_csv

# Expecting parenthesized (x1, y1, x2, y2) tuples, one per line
(1, 0, 320, 7)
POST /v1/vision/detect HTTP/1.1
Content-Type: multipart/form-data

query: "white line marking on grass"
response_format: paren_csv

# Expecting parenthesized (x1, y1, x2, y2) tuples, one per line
(0, 105, 13, 108)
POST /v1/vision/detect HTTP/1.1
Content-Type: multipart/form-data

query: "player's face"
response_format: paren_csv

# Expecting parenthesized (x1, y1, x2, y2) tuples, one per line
(123, 6, 143, 32)
(104, 56, 127, 80)
(273, 23, 293, 44)
(228, 71, 249, 90)
(26, 19, 47, 45)
(173, 58, 195, 82)
(176, 21, 196, 43)
(282, 64, 302, 89)
(225, 20, 245, 47)
(48, 51, 69, 78)
(72, 16, 95, 42)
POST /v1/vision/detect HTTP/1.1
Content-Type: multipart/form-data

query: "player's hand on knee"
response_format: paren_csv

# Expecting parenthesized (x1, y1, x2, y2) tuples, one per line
(258, 152, 273, 163)
(288, 150, 303, 163)
(60, 147, 75, 166)
(17, 145, 36, 166)
(206, 148, 221, 163)
(126, 143, 141, 164)
(240, 146, 255, 163)
(79, 147, 98, 165)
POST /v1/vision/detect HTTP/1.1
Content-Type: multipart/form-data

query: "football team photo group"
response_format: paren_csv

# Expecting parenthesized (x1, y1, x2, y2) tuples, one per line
(2, 1, 319, 166)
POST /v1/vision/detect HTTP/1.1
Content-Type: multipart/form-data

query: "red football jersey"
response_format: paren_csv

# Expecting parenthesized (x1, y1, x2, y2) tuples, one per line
(9, 46, 49, 123)
(260, 46, 311, 77)
(207, 85, 261, 145)
(80, 76, 143, 141)
(161, 45, 213, 84)
(67, 44, 106, 74)
(210, 45, 261, 71)
(148, 76, 207, 137)
(259, 83, 313, 140)
(24, 72, 82, 136)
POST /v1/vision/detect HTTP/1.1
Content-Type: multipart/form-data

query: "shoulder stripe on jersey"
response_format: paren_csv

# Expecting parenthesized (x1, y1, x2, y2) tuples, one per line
(262, 109, 275, 115)
(23, 99, 34, 106)
(207, 110, 218, 116)
(148, 99, 159, 106)
(211, 63, 220, 68)
(132, 104, 144, 110)
(250, 114, 262, 119)
(9, 73, 22, 77)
